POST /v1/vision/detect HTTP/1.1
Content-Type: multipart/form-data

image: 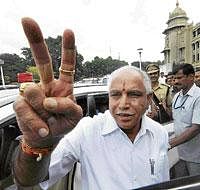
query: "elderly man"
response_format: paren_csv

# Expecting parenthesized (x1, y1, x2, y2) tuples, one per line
(12, 18, 169, 190)
(169, 63, 200, 177)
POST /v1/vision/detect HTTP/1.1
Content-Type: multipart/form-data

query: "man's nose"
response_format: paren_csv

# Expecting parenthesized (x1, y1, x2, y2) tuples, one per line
(119, 95, 129, 109)
(174, 78, 179, 84)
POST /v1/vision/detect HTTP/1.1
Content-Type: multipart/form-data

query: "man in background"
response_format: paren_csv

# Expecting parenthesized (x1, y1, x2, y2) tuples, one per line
(195, 67, 200, 87)
(166, 71, 179, 99)
(146, 64, 172, 123)
(166, 72, 174, 86)
(159, 71, 166, 84)
(169, 63, 200, 177)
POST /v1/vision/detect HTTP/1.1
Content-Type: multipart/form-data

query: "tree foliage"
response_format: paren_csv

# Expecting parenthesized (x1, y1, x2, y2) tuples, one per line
(0, 35, 162, 85)
(82, 56, 128, 79)
(0, 53, 26, 83)
(75, 52, 84, 81)
(26, 66, 40, 82)
(131, 60, 163, 71)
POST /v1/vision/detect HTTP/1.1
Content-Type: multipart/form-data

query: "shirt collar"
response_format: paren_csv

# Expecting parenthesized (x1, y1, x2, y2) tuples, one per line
(180, 83, 196, 97)
(139, 115, 155, 138)
(101, 110, 119, 135)
(153, 83, 166, 91)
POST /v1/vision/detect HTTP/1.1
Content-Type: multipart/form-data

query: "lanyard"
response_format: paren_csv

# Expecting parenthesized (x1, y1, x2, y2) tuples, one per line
(173, 92, 189, 109)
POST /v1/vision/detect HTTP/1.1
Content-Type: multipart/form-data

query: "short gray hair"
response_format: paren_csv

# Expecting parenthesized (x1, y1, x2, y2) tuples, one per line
(108, 66, 152, 94)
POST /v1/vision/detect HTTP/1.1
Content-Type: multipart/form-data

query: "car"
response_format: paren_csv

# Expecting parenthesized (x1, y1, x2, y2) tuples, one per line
(0, 85, 19, 90)
(0, 84, 109, 190)
(0, 84, 198, 190)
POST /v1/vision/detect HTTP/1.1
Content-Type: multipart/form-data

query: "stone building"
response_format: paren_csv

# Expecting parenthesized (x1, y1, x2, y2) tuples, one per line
(162, 0, 200, 72)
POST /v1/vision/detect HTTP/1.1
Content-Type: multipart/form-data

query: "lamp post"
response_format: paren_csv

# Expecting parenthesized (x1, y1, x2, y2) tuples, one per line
(137, 48, 143, 70)
(0, 59, 5, 88)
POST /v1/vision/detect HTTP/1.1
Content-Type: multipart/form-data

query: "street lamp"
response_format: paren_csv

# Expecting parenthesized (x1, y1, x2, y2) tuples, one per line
(137, 48, 143, 70)
(0, 59, 5, 88)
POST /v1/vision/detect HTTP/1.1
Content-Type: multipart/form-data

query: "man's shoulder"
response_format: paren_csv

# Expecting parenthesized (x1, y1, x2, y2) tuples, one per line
(194, 85, 200, 93)
(154, 83, 169, 91)
(78, 111, 110, 131)
(159, 83, 170, 89)
(144, 115, 167, 135)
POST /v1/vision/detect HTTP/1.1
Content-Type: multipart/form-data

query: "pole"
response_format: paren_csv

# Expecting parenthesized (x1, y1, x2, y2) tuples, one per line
(0, 59, 5, 88)
(137, 48, 143, 70)
(0, 66, 5, 88)
(139, 52, 142, 70)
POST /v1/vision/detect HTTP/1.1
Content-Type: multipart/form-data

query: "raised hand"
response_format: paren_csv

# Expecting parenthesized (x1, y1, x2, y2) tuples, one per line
(13, 17, 83, 148)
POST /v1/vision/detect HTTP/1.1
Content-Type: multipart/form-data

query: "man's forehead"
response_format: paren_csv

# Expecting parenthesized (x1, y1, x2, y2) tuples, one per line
(176, 69, 184, 75)
(110, 73, 145, 89)
(146, 64, 159, 74)
(167, 75, 173, 79)
(195, 71, 200, 75)
(111, 71, 142, 82)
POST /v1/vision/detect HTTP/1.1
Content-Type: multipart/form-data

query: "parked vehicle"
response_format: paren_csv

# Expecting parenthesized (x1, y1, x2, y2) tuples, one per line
(0, 84, 108, 189)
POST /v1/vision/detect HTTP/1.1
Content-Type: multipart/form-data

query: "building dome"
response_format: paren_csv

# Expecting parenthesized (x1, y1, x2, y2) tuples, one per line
(169, 1, 187, 19)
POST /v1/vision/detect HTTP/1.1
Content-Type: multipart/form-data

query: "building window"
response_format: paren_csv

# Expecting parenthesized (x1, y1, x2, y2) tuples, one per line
(197, 41, 199, 49)
(179, 48, 183, 59)
(192, 43, 195, 50)
(198, 28, 200, 35)
(193, 31, 196, 37)
(193, 54, 195, 62)
(197, 53, 200, 61)
(168, 52, 170, 63)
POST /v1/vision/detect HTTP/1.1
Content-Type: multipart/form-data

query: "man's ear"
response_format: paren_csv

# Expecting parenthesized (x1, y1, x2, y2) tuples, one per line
(188, 73, 195, 81)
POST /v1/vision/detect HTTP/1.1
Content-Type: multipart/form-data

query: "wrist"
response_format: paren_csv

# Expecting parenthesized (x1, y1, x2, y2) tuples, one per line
(20, 138, 55, 161)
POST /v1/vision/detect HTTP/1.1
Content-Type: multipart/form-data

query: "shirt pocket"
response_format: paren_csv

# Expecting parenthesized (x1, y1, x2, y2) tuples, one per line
(150, 153, 167, 181)
(180, 104, 193, 124)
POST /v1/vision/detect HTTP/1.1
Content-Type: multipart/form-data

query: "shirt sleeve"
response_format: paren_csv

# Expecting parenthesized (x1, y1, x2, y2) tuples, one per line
(40, 118, 87, 189)
(161, 129, 170, 181)
(192, 96, 200, 125)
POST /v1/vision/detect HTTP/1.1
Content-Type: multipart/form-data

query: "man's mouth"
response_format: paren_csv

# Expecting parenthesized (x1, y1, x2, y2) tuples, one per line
(116, 113, 134, 117)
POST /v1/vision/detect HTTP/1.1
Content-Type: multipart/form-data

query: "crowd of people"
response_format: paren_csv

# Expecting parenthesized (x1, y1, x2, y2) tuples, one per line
(7, 17, 200, 190)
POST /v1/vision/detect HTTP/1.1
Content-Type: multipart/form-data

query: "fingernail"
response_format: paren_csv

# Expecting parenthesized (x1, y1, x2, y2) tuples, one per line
(38, 128, 49, 137)
(44, 98, 57, 110)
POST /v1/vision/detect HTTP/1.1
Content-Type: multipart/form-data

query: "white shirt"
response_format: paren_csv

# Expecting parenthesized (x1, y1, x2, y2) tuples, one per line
(159, 76, 166, 84)
(40, 111, 169, 190)
(172, 84, 200, 162)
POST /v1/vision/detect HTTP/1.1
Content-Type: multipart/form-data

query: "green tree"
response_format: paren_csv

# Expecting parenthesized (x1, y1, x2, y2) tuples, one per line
(0, 53, 26, 83)
(82, 56, 128, 78)
(26, 66, 40, 82)
(131, 60, 163, 71)
(20, 36, 85, 81)
(45, 36, 62, 78)
(21, 47, 34, 67)
(21, 36, 62, 78)
(75, 51, 84, 81)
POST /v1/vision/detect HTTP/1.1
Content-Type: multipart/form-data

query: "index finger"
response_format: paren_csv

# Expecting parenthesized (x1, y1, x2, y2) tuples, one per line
(59, 29, 76, 84)
(21, 17, 54, 85)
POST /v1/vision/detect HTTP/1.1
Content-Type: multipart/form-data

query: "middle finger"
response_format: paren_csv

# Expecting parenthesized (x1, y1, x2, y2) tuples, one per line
(21, 17, 54, 85)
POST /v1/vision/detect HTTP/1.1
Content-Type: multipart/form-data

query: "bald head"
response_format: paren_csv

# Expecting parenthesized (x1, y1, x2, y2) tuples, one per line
(108, 66, 152, 94)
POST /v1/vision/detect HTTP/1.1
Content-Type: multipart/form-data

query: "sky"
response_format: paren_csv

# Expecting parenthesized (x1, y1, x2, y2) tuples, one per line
(0, 0, 200, 64)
